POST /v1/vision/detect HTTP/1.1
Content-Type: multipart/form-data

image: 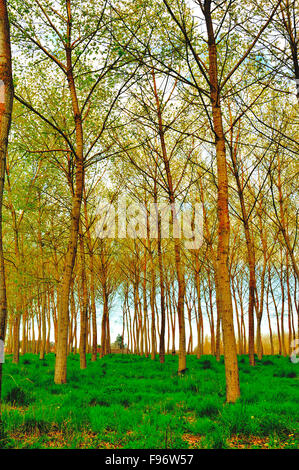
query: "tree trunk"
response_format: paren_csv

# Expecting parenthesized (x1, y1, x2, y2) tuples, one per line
(100, 286, 109, 358)
(152, 68, 186, 373)
(38, 194, 47, 360)
(79, 225, 88, 369)
(204, 0, 240, 402)
(0, 4, 13, 420)
(12, 315, 20, 364)
(54, 1, 85, 383)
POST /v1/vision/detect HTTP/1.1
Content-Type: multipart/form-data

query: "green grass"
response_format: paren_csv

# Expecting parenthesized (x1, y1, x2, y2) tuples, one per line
(0, 353, 298, 449)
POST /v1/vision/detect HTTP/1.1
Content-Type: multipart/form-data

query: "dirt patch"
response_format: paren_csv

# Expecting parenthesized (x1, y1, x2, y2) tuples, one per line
(183, 432, 298, 449)
(228, 433, 298, 449)
(228, 434, 270, 449)
(9, 429, 123, 449)
(182, 433, 202, 448)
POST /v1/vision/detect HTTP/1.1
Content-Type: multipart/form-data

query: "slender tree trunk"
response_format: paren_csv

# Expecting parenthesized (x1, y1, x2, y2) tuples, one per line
(148, 237, 156, 360)
(12, 315, 20, 364)
(199, 175, 221, 360)
(83, 192, 97, 361)
(167, 281, 176, 355)
(155, 193, 166, 364)
(229, 144, 256, 365)
(194, 255, 203, 357)
(79, 225, 88, 369)
(142, 249, 149, 357)
(46, 292, 51, 354)
(266, 272, 274, 355)
(106, 313, 111, 354)
(276, 155, 299, 280)
(100, 286, 109, 358)
(279, 255, 287, 357)
(54, 2, 85, 383)
(232, 278, 242, 355)
(89, 256, 97, 361)
(286, 253, 293, 355)
(207, 269, 216, 355)
(38, 194, 47, 360)
(204, 0, 240, 402)
(152, 69, 186, 373)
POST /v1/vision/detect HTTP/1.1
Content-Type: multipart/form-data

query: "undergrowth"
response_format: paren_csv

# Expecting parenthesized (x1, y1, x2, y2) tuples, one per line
(0, 353, 298, 449)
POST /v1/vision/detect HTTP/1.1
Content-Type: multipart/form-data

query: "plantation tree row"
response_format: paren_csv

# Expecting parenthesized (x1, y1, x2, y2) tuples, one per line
(0, 0, 298, 405)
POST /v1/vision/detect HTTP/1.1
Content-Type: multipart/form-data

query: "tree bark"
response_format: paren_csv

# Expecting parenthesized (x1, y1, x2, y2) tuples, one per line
(54, 1, 85, 383)
(0, 3, 13, 426)
(204, 0, 240, 402)
(79, 224, 88, 369)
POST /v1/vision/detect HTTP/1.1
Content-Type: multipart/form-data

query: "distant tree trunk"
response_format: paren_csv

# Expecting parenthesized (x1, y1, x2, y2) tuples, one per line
(142, 248, 149, 357)
(6, 181, 23, 363)
(106, 313, 111, 354)
(31, 317, 35, 354)
(6, 320, 12, 353)
(134, 277, 141, 354)
(194, 299, 201, 359)
(166, 280, 175, 355)
(83, 192, 97, 361)
(79, 225, 88, 369)
(12, 315, 20, 364)
(236, 277, 246, 355)
(276, 153, 299, 280)
(232, 278, 242, 355)
(155, 192, 166, 364)
(186, 298, 193, 354)
(148, 236, 156, 360)
(207, 269, 216, 355)
(51, 289, 58, 352)
(166, 293, 170, 354)
(199, 175, 221, 360)
(21, 310, 27, 356)
(266, 271, 274, 355)
(74, 306, 77, 354)
(279, 253, 287, 357)
(38, 193, 47, 360)
(89, 255, 97, 361)
(286, 253, 293, 355)
(69, 280, 74, 353)
(255, 202, 268, 360)
(269, 271, 282, 355)
(36, 296, 41, 355)
(194, 255, 203, 357)
(229, 141, 256, 365)
(100, 286, 109, 358)
(46, 291, 51, 354)
(152, 69, 186, 373)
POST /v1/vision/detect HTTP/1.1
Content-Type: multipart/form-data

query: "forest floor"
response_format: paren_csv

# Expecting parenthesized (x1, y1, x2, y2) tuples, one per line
(0, 353, 298, 449)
